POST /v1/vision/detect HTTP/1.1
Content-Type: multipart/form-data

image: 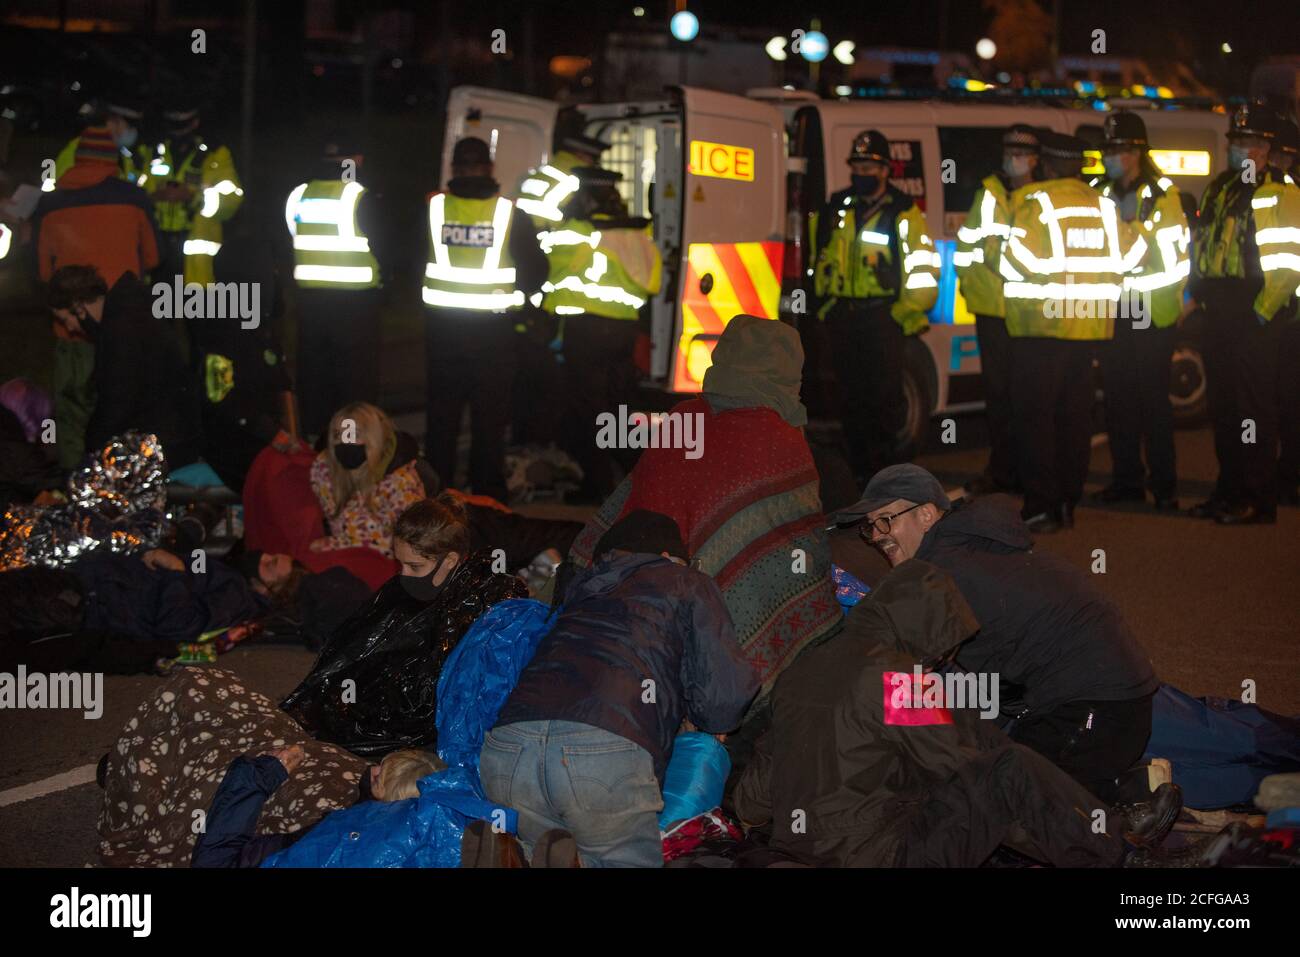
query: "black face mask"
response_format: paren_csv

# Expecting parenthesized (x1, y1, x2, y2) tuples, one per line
(76, 308, 100, 343)
(400, 555, 452, 602)
(333, 442, 368, 471)
(851, 173, 885, 196)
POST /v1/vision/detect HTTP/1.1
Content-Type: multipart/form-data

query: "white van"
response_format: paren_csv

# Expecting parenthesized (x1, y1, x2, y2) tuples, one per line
(442, 86, 1228, 450)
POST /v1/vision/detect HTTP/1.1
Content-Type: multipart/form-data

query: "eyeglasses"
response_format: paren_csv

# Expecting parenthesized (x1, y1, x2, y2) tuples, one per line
(858, 503, 923, 538)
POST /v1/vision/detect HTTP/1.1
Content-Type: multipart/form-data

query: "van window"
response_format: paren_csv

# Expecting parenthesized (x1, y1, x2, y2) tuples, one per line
(938, 126, 1006, 218)
(589, 120, 657, 219)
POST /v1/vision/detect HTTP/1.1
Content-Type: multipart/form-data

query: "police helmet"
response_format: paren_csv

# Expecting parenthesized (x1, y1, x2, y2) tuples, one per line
(847, 129, 890, 165)
(1002, 124, 1041, 152)
(1228, 102, 1279, 140)
(1275, 115, 1299, 156)
(1103, 111, 1148, 148)
(1040, 131, 1086, 161)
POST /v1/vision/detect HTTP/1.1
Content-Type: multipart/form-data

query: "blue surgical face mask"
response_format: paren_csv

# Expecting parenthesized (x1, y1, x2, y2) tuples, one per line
(851, 172, 884, 196)
(1228, 145, 1251, 171)
(1102, 155, 1126, 181)
(114, 125, 139, 150)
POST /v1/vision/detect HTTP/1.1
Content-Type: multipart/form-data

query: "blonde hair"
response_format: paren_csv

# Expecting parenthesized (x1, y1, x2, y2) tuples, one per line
(377, 749, 445, 801)
(325, 402, 398, 520)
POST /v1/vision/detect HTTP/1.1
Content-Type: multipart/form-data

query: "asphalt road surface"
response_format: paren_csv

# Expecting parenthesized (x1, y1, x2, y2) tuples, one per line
(1, 420, 1296, 867)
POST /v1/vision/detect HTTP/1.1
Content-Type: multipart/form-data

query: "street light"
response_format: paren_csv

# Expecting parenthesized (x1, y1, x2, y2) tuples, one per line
(765, 36, 788, 61)
(670, 10, 699, 42)
(976, 37, 997, 61)
(800, 29, 829, 63)
(832, 40, 856, 66)
(1221, 42, 1232, 54)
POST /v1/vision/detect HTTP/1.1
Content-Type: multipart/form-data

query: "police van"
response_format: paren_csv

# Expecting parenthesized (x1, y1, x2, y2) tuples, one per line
(443, 86, 1227, 452)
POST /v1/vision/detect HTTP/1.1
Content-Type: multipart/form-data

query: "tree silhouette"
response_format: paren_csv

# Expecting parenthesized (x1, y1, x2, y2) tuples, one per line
(984, 0, 1053, 74)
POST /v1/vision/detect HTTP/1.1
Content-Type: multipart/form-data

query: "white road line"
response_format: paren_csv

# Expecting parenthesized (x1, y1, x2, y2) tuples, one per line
(0, 764, 98, 809)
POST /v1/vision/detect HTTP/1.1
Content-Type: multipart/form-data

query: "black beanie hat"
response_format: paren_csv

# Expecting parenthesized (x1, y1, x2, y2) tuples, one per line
(595, 510, 687, 561)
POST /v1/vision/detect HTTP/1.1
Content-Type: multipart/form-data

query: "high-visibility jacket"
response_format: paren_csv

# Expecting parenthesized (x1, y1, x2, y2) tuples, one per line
(514, 150, 585, 226)
(422, 192, 524, 312)
(1093, 173, 1190, 329)
(954, 174, 1013, 318)
(535, 218, 662, 320)
(284, 179, 380, 290)
(45, 136, 149, 192)
(811, 186, 940, 334)
(999, 177, 1131, 340)
(1193, 169, 1300, 321)
(141, 138, 244, 285)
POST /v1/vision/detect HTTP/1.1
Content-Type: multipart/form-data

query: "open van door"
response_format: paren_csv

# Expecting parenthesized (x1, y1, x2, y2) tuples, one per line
(671, 88, 786, 393)
(441, 87, 558, 194)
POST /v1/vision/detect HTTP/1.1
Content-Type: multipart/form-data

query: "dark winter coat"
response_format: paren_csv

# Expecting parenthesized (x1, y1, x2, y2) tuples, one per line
(84, 273, 202, 468)
(914, 494, 1158, 717)
(495, 552, 759, 782)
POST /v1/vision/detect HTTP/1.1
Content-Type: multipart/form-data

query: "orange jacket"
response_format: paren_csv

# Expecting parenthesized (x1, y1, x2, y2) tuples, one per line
(35, 161, 160, 286)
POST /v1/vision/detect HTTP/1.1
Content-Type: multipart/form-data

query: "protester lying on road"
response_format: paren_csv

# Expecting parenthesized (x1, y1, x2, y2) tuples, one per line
(731, 558, 1188, 867)
(281, 493, 527, 756)
(466, 510, 759, 868)
(98, 666, 370, 867)
(234, 549, 371, 649)
(831, 465, 1159, 803)
(309, 401, 433, 557)
(191, 746, 444, 867)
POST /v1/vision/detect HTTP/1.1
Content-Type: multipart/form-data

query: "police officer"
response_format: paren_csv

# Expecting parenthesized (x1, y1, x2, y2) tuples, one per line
(284, 135, 386, 438)
(1267, 115, 1300, 506)
(1186, 104, 1300, 525)
(1091, 112, 1191, 512)
(514, 113, 607, 227)
(812, 129, 940, 486)
(537, 166, 662, 499)
(999, 132, 1127, 533)
(955, 124, 1042, 495)
(423, 136, 547, 501)
(142, 102, 244, 286)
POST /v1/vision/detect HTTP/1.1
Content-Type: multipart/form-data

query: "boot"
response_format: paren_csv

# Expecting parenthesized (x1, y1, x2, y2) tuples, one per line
(532, 828, 581, 868)
(1092, 485, 1145, 505)
(459, 820, 529, 868)
(1113, 782, 1182, 847)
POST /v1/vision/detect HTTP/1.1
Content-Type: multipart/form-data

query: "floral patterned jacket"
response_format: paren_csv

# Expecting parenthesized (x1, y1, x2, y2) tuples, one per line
(309, 453, 426, 556)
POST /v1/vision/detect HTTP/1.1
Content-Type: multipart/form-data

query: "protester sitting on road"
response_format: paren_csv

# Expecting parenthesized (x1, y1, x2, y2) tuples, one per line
(191, 745, 444, 867)
(831, 464, 1160, 803)
(0, 379, 62, 506)
(569, 314, 840, 763)
(731, 558, 1187, 867)
(48, 264, 202, 469)
(466, 510, 759, 868)
(281, 494, 527, 756)
(309, 401, 432, 557)
(98, 666, 370, 866)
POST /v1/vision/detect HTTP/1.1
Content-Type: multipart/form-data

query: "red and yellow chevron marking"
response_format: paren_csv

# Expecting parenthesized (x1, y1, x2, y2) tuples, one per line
(675, 240, 783, 393)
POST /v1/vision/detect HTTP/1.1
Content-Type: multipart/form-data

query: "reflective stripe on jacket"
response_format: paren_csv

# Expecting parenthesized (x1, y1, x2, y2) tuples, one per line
(536, 218, 662, 320)
(812, 187, 939, 334)
(1097, 174, 1190, 329)
(285, 179, 380, 290)
(514, 150, 585, 225)
(422, 192, 523, 312)
(142, 139, 244, 285)
(954, 175, 1011, 318)
(999, 177, 1129, 340)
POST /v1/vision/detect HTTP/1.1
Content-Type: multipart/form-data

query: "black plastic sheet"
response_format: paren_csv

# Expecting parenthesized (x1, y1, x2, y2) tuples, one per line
(281, 554, 527, 757)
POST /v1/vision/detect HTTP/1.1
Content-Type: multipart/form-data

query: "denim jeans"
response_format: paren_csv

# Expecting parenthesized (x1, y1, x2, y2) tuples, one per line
(480, 720, 664, 868)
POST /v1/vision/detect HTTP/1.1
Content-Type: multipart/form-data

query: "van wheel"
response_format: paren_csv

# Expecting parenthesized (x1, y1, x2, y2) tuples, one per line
(894, 338, 935, 460)
(1170, 338, 1207, 428)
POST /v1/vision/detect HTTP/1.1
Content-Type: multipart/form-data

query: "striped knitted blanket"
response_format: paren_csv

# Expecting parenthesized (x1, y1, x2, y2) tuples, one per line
(569, 397, 840, 708)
